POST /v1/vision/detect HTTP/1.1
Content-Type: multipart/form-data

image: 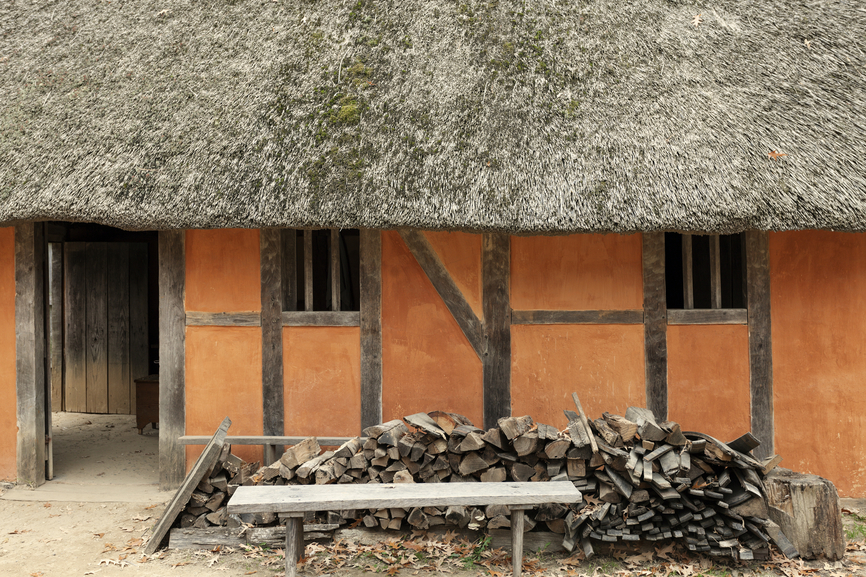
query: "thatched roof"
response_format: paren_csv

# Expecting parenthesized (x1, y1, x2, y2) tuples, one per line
(1, 0, 864, 233)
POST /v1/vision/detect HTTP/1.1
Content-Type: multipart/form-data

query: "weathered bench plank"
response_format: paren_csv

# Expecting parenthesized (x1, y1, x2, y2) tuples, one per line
(227, 481, 580, 577)
(228, 481, 580, 513)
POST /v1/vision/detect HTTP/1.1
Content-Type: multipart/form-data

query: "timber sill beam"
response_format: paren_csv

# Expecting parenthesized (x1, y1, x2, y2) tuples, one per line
(399, 230, 484, 359)
(667, 308, 747, 325)
(186, 312, 261, 327)
(282, 311, 360, 327)
(179, 435, 362, 446)
(511, 310, 644, 325)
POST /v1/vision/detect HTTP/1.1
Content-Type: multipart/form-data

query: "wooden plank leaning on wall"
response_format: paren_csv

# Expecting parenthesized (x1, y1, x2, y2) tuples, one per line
(261, 229, 284, 464)
(642, 232, 667, 422)
(745, 230, 772, 460)
(15, 223, 47, 486)
(159, 230, 186, 490)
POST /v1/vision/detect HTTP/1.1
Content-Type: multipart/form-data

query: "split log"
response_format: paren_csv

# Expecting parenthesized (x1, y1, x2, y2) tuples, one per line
(279, 437, 321, 469)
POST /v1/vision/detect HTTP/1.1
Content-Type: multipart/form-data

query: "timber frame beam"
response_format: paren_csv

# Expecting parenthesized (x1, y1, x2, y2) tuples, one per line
(399, 230, 484, 359)
(159, 230, 186, 490)
(15, 223, 47, 486)
(746, 230, 773, 459)
(359, 229, 382, 430)
(642, 232, 667, 422)
(482, 233, 511, 429)
(261, 229, 284, 461)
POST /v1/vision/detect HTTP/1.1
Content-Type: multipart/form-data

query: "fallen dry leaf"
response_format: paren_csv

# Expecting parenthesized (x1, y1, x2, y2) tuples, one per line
(145, 504, 158, 510)
(769, 150, 788, 160)
(692, 13, 702, 27)
(43, 503, 51, 508)
(93, 533, 104, 539)
(132, 515, 151, 522)
(9, 529, 31, 535)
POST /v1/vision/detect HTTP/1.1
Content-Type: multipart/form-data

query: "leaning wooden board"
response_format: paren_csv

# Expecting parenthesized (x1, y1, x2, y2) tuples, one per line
(228, 481, 580, 577)
(144, 417, 232, 554)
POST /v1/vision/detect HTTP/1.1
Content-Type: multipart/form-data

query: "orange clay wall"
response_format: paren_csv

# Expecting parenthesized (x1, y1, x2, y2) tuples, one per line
(511, 234, 643, 310)
(185, 229, 262, 467)
(511, 234, 645, 427)
(511, 325, 646, 428)
(0, 228, 16, 480)
(283, 327, 361, 437)
(667, 325, 750, 441)
(771, 231, 866, 497)
(382, 231, 484, 427)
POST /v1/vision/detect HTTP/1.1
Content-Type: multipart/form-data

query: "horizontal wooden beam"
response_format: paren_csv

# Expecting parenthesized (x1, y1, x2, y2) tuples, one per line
(511, 309, 644, 325)
(185, 312, 262, 327)
(667, 308, 747, 325)
(179, 435, 361, 446)
(281, 311, 360, 327)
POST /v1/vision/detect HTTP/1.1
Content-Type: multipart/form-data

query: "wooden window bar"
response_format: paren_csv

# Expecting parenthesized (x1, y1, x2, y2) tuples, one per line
(672, 234, 746, 325)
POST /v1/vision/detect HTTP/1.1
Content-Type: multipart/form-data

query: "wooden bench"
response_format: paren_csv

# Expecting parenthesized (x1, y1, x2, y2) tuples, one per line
(227, 480, 581, 577)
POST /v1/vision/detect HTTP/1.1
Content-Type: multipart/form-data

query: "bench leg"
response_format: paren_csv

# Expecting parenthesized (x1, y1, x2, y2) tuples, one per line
(285, 517, 303, 577)
(512, 509, 524, 577)
(264, 444, 275, 466)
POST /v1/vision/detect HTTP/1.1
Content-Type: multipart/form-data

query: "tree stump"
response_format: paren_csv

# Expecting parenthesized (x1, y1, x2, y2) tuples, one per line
(764, 468, 845, 560)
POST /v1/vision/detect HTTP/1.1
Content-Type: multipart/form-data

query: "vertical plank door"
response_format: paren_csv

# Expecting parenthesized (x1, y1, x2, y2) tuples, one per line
(85, 242, 109, 413)
(64, 243, 87, 413)
(107, 243, 130, 414)
(49, 243, 64, 412)
(128, 243, 149, 414)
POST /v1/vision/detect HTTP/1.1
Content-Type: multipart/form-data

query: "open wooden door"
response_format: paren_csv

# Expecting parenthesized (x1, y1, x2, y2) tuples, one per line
(63, 242, 148, 414)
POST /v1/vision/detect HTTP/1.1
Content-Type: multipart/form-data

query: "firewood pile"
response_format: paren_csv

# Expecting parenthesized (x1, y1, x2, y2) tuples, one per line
(175, 401, 788, 561)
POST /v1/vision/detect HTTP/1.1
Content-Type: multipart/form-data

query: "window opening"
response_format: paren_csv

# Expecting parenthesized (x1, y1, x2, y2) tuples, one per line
(284, 229, 360, 312)
(665, 232, 745, 309)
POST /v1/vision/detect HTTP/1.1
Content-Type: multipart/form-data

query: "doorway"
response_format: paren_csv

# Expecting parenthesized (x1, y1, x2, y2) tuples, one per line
(45, 223, 159, 485)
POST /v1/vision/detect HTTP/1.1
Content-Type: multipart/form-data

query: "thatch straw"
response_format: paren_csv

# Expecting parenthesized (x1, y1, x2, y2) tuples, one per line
(1, 0, 864, 232)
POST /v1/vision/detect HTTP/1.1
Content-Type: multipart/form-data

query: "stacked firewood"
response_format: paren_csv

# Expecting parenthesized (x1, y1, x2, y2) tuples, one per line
(175, 404, 782, 560)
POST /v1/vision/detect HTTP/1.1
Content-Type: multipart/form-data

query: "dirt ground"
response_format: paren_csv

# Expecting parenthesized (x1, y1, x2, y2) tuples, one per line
(2, 413, 866, 577)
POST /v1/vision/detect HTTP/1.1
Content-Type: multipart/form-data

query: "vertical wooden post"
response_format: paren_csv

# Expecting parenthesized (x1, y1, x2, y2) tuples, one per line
(511, 508, 525, 577)
(746, 230, 773, 459)
(48, 243, 64, 412)
(359, 229, 382, 430)
(261, 229, 284, 462)
(681, 234, 693, 309)
(642, 232, 667, 421)
(15, 222, 47, 486)
(281, 229, 297, 311)
(709, 235, 722, 309)
(303, 230, 313, 311)
(482, 233, 510, 430)
(331, 229, 341, 312)
(159, 230, 186, 490)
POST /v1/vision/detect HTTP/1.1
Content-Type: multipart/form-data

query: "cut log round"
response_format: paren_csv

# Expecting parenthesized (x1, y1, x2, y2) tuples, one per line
(764, 468, 844, 561)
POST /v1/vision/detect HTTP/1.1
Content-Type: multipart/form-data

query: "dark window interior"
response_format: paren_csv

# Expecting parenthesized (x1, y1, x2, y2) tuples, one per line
(290, 229, 360, 312)
(665, 232, 745, 309)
